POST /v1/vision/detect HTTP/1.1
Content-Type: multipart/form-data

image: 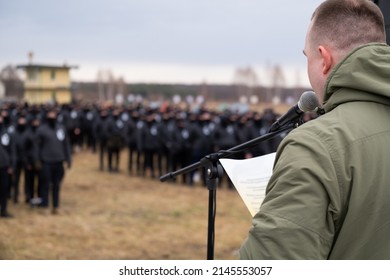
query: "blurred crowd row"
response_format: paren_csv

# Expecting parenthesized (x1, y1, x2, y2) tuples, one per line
(0, 101, 318, 217)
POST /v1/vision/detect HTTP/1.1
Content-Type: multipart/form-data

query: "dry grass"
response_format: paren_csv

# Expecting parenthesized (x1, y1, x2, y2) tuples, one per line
(0, 150, 252, 260)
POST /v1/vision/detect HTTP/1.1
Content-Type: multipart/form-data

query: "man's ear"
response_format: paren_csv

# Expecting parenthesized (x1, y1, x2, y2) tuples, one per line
(318, 45, 333, 75)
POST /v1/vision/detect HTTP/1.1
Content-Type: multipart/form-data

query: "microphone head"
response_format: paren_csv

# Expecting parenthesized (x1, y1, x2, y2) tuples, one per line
(298, 91, 320, 112)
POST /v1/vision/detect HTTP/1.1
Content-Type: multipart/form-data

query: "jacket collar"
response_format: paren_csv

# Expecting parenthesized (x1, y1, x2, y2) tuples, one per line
(323, 43, 390, 113)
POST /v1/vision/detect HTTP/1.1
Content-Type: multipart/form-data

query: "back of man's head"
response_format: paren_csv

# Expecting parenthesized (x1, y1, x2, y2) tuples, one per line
(310, 0, 386, 56)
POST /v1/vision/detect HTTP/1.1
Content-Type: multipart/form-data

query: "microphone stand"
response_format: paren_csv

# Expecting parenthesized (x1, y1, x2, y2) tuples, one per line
(160, 121, 299, 260)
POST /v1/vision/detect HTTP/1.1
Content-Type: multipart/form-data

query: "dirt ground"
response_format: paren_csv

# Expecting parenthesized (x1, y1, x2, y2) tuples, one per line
(0, 150, 253, 260)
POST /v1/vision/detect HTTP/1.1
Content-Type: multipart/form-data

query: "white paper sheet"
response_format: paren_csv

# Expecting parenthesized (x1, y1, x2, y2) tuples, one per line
(219, 153, 276, 217)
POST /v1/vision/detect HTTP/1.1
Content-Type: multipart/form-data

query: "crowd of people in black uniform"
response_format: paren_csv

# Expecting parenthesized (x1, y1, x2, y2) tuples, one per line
(0, 100, 316, 219)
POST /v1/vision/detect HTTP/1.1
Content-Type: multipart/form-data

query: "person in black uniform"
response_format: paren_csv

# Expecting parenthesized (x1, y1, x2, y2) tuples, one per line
(134, 111, 146, 176)
(159, 111, 175, 175)
(213, 112, 240, 189)
(95, 109, 110, 171)
(81, 104, 98, 152)
(170, 115, 193, 184)
(263, 108, 284, 153)
(137, 113, 159, 178)
(154, 112, 167, 178)
(67, 105, 83, 153)
(248, 112, 269, 157)
(12, 115, 30, 203)
(25, 117, 41, 206)
(125, 110, 138, 175)
(36, 109, 72, 214)
(0, 115, 16, 218)
(1, 109, 16, 136)
(107, 108, 125, 172)
(1, 108, 16, 199)
(236, 114, 253, 158)
(213, 112, 240, 153)
(189, 111, 215, 186)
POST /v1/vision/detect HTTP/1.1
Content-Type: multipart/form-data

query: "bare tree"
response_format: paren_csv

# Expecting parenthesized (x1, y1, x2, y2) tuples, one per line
(96, 69, 117, 102)
(115, 76, 126, 97)
(292, 69, 305, 103)
(106, 70, 115, 102)
(0, 65, 23, 100)
(96, 69, 105, 101)
(270, 64, 286, 104)
(232, 66, 258, 102)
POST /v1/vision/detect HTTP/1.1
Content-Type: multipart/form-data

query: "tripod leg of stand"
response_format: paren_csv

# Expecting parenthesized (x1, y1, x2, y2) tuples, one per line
(204, 160, 223, 260)
(207, 187, 216, 260)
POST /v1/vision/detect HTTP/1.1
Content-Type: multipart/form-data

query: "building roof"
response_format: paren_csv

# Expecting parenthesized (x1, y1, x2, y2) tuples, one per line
(16, 63, 78, 70)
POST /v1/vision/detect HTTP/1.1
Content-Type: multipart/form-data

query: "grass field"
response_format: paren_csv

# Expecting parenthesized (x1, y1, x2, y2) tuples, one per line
(0, 150, 253, 260)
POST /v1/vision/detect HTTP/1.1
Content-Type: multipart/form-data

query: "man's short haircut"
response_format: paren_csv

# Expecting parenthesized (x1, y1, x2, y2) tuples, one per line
(310, 0, 386, 54)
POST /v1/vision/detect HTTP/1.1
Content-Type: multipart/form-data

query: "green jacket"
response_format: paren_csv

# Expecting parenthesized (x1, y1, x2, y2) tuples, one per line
(240, 43, 390, 259)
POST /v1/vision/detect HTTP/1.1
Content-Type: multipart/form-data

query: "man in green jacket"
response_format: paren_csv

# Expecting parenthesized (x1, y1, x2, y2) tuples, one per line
(240, 0, 390, 259)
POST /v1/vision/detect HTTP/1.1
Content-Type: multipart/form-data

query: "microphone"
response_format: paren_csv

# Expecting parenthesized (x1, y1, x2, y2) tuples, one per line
(268, 91, 320, 132)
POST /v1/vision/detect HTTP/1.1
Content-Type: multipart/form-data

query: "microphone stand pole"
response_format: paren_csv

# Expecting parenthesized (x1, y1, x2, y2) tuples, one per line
(160, 122, 297, 260)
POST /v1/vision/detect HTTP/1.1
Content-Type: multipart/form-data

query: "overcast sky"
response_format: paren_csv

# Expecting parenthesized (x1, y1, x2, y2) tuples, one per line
(0, 0, 324, 87)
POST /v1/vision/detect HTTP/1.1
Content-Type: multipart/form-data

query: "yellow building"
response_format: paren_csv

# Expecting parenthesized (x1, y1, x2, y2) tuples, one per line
(17, 63, 77, 104)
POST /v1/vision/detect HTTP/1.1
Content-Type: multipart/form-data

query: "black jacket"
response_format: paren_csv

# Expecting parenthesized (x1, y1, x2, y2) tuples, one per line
(0, 128, 16, 169)
(36, 123, 72, 165)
